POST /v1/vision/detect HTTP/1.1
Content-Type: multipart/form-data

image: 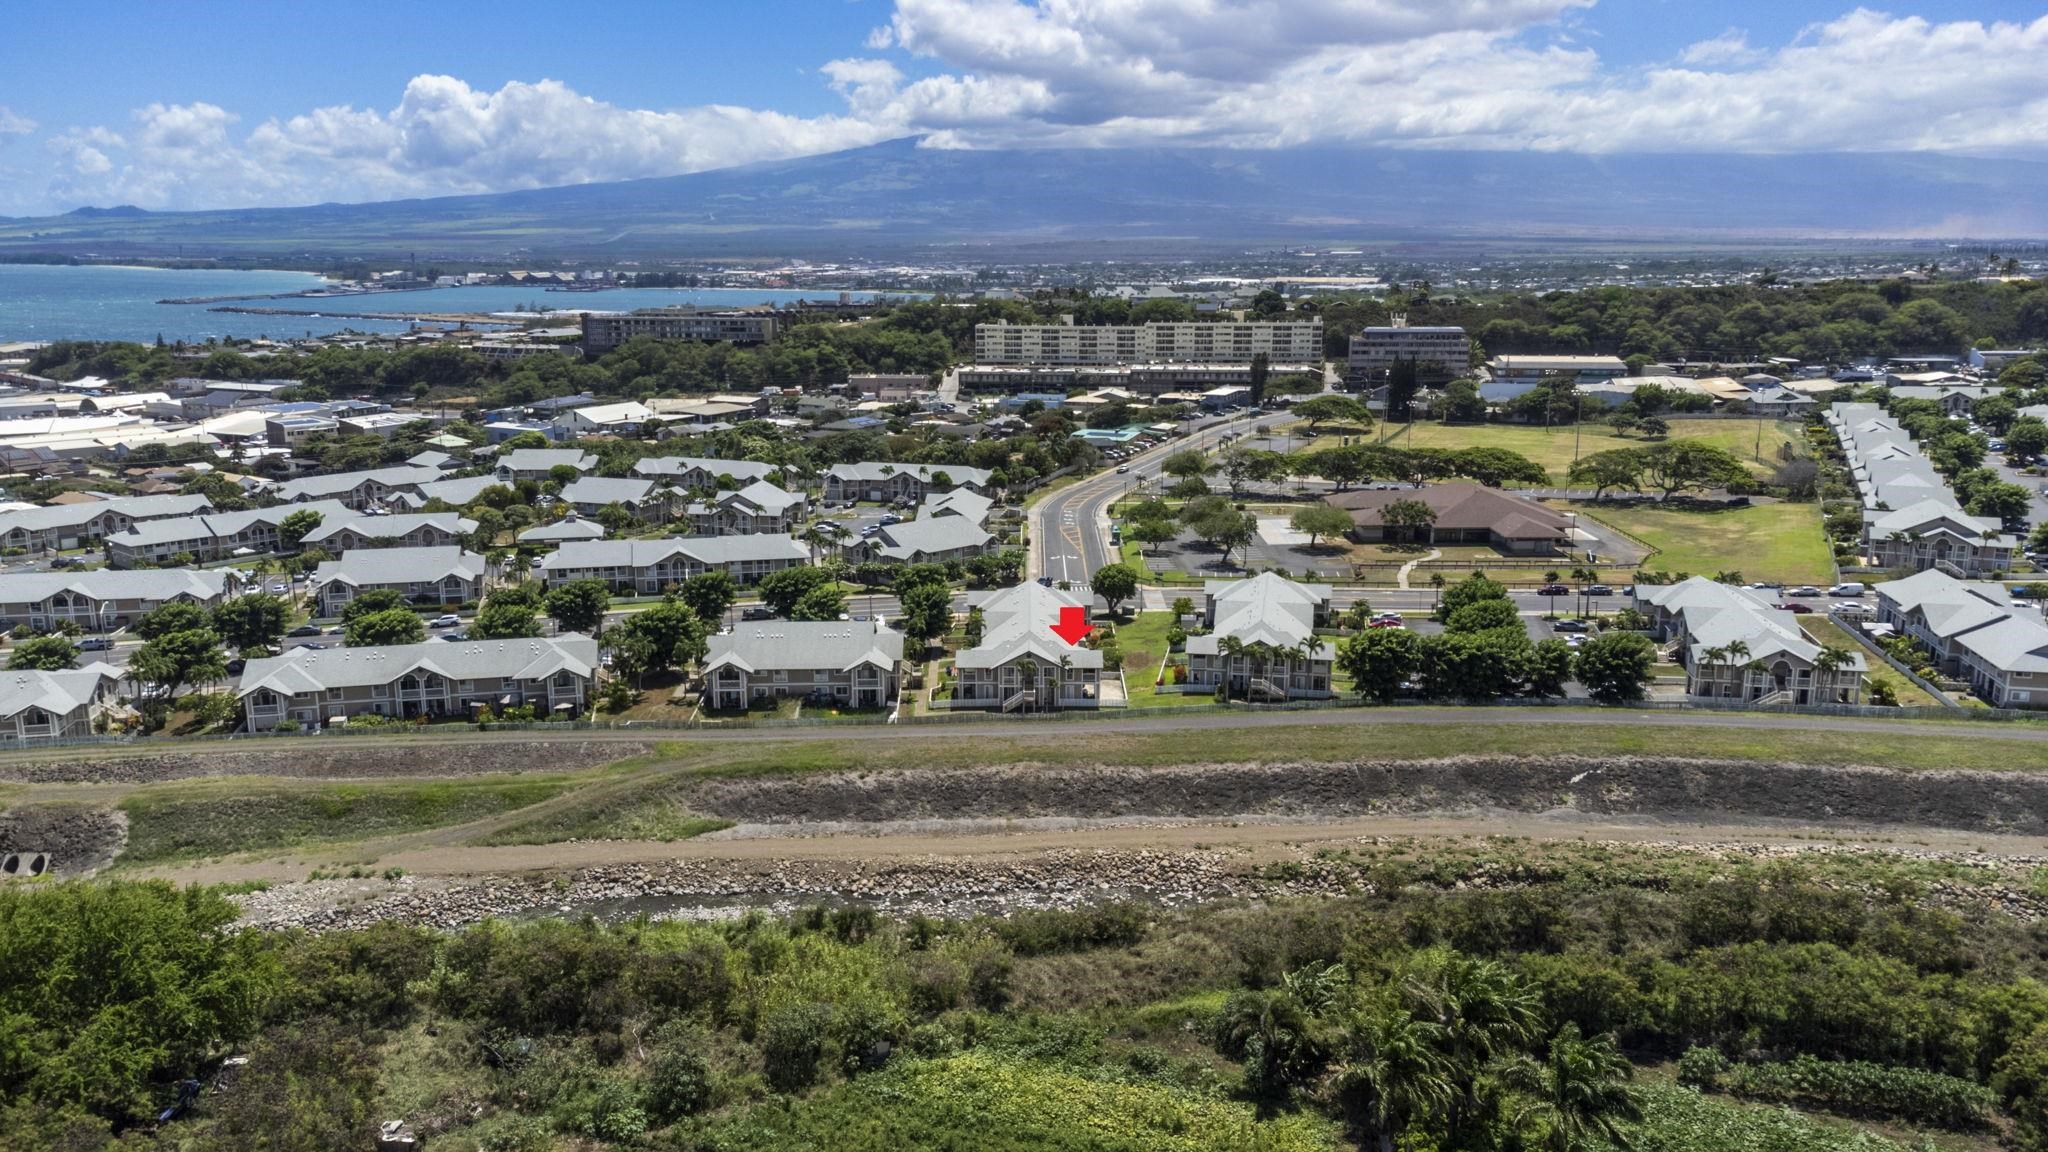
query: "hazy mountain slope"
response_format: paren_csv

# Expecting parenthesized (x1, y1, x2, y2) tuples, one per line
(2, 138, 2039, 260)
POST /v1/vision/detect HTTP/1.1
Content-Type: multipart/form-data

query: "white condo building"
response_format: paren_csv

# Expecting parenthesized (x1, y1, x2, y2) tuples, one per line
(973, 320, 1322, 366)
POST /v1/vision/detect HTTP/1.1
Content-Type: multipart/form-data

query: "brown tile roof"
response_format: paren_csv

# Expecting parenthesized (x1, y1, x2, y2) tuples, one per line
(1326, 482, 1570, 541)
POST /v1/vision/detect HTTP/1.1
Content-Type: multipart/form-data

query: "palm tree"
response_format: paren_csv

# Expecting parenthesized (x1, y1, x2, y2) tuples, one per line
(1723, 640, 1753, 696)
(1698, 645, 1726, 695)
(1216, 635, 1246, 699)
(1216, 988, 1328, 1108)
(1330, 1004, 1454, 1152)
(1542, 569, 1563, 618)
(1403, 951, 1542, 1146)
(1507, 1024, 1642, 1152)
(1429, 573, 1446, 608)
(1813, 644, 1855, 702)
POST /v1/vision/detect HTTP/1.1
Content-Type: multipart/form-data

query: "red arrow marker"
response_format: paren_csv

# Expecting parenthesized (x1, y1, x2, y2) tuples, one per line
(1049, 605, 1093, 645)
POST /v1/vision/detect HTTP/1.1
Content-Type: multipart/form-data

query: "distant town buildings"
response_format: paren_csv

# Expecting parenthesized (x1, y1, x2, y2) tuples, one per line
(580, 310, 780, 354)
(973, 319, 1322, 366)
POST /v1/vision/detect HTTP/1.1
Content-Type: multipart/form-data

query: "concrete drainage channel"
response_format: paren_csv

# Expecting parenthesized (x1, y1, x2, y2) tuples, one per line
(1, 852, 50, 878)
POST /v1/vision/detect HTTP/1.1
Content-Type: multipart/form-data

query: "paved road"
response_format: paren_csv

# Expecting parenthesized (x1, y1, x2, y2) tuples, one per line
(1031, 409, 1297, 586)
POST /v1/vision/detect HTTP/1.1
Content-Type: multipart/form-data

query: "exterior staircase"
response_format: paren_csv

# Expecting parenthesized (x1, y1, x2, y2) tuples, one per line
(1001, 689, 1035, 713)
(1246, 677, 1289, 702)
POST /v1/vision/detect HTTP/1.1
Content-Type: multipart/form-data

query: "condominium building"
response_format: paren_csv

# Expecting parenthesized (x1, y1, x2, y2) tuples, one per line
(950, 583, 1123, 711)
(238, 634, 597, 729)
(973, 319, 1322, 366)
(537, 536, 808, 592)
(702, 620, 904, 711)
(581, 310, 780, 353)
(1185, 573, 1335, 700)
(1634, 577, 1866, 706)
(1347, 315, 1469, 383)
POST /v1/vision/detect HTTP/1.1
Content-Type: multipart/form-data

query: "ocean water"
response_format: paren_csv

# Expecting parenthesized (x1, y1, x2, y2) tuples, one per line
(0, 264, 909, 344)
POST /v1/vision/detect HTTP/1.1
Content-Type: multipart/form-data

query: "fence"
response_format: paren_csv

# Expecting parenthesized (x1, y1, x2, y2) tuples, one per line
(1826, 608, 1963, 711)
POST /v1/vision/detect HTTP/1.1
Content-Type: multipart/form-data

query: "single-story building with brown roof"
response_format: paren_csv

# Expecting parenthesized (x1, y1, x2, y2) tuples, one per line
(1327, 482, 1570, 555)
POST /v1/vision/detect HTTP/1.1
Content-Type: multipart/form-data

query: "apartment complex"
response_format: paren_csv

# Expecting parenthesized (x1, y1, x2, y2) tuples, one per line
(973, 319, 1322, 366)
(581, 310, 780, 354)
(1635, 577, 1866, 706)
(1828, 402, 2018, 577)
(0, 569, 241, 632)
(537, 536, 808, 592)
(1346, 315, 1469, 382)
(238, 634, 597, 729)
(822, 462, 992, 504)
(703, 620, 904, 711)
(0, 493, 213, 553)
(311, 546, 488, 616)
(104, 499, 355, 567)
(1185, 573, 1336, 700)
(951, 583, 1120, 711)
(1876, 570, 2048, 709)
(0, 664, 126, 743)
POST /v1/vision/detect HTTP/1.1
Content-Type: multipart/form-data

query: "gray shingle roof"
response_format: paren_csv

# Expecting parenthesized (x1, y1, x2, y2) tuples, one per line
(560, 476, 664, 506)
(302, 512, 477, 545)
(0, 493, 213, 535)
(0, 663, 120, 721)
(539, 535, 806, 571)
(956, 583, 1102, 670)
(107, 499, 355, 549)
(406, 475, 503, 506)
(312, 546, 486, 588)
(632, 456, 777, 486)
(0, 568, 237, 604)
(705, 621, 903, 675)
(274, 465, 441, 502)
(826, 461, 992, 488)
(518, 517, 607, 543)
(868, 516, 992, 561)
(497, 449, 595, 474)
(238, 634, 597, 697)
(1187, 573, 1331, 655)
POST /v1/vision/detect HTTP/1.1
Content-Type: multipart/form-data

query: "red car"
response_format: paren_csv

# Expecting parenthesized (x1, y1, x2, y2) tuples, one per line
(1775, 602, 1814, 614)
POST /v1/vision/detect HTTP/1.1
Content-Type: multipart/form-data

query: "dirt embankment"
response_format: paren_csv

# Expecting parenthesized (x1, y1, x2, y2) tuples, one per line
(0, 804, 126, 875)
(689, 755, 2048, 835)
(0, 740, 656, 785)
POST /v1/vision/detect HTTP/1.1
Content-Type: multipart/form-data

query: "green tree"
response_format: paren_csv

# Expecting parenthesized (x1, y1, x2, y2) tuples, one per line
(278, 508, 325, 551)
(596, 502, 637, 535)
(1090, 563, 1139, 615)
(1434, 573, 1510, 624)
(1290, 503, 1355, 547)
(1566, 449, 1645, 499)
(545, 578, 612, 635)
(7, 634, 77, 670)
(680, 570, 738, 623)
(212, 592, 289, 655)
(1330, 1002, 1453, 1152)
(1337, 627, 1421, 702)
(791, 583, 849, 622)
(1160, 449, 1211, 482)
(896, 582, 954, 649)
(1248, 352, 1271, 406)
(134, 601, 211, 641)
(345, 607, 425, 647)
(1638, 439, 1749, 500)
(0, 881, 280, 1123)
(1507, 1024, 1641, 1152)
(1449, 447, 1547, 488)
(339, 588, 410, 624)
(1445, 598, 1521, 633)
(1214, 987, 1327, 1104)
(1128, 513, 1179, 556)
(472, 600, 541, 639)
(131, 626, 229, 700)
(604, 597, 708, 677)
(1292, 394, 1373, 431)
(1380, 498, 1438, 544)
(758, 566, 832, 618)
(2007, 418, 2048, 461)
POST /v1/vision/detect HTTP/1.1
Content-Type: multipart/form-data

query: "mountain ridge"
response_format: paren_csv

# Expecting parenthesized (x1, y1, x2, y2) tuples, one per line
(5, 137, 2044, 260)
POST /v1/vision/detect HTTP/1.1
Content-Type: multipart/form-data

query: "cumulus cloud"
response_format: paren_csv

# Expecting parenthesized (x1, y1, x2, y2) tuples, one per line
(12, 2, 2048, 214)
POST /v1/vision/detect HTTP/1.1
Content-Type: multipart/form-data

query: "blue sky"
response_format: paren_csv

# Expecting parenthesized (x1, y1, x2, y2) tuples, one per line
(3, 1, 2045, 215)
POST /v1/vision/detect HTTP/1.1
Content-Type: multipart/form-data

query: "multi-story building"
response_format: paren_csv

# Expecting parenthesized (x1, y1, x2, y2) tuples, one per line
(312, 546, 488, 616)
(1185, 573, 1335, 700)
(1876, 569, 2048, 709)
(1347, 315, 1469, 383)
(0, 569, 242, 632)
(237, 634, 597, 729)
(702, 620, 904, 711)
(685, 481, 807, 536)
(633, 456, 782, 491)
(580, 310, 780, 353)
(973, 319, 1322, 366)
(0, 493, 214, 553)
(273, 465, 443, 510)
(495, 449, 597, 483)
(1635, 577, 1866, 706)
(1829, 402, 2020, 577)
(853, 516, 995, 565)
(0, 664, 126, 742)
(822, 462, 992, 504)
(538, 536, 808, 592)
(558, 476, 678, 524)
(300, 512, 478, 553)
(104, 499, 356, 567)
(950, 583, 1122, 711)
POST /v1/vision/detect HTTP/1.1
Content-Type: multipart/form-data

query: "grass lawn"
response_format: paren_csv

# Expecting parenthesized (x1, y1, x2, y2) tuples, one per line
(681, 714, 2048, 778)
(1107, 611, 1212, 708)
(475, 775, 732, 845)
(1567, 500, 1834, 584)
(1289, 417, 1799, 484)
(1804, 618, 1945, 709)
(116, 776, 578, 864)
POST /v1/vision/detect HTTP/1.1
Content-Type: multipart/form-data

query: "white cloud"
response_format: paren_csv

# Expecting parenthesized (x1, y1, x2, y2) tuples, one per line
(10, 3, 2048, 214)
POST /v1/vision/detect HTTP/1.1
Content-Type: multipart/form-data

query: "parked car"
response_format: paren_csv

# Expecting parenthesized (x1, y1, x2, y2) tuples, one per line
(225, 658, 246, 675)
(287, 624, 322, 637)
(429, 613, 462, 628)
(1583, 584, 1613, 596)
(77, 637, 113, 651)
(1785, 586, 1823, 597)
(1834, 601, 1876, 619)
(440, 630, 469, 642)
(1775, 602, 1815, 614)
(1827, 582, 1868, 597)
(1536, 583, 1570, 597)
(298, 642, 327, 651)
(326, 625, 346, 635)
(1368, 617, 1406, 629)
(1115, 465, 1130, 474)
(741, 606, 775, 621)
(1551, 619, 1592, 633)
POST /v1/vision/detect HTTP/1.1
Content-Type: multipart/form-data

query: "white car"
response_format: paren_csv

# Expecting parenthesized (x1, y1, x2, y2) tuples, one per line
(1833, 601, 1875, 619)
(429, 613, 462, 628)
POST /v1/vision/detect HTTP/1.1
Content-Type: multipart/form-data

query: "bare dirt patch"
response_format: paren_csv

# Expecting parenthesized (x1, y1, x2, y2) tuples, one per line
(0, 803, 126, 875)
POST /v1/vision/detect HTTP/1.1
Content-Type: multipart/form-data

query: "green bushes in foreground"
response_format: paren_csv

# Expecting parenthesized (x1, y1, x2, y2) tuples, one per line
(6, 848, 2047, 1150)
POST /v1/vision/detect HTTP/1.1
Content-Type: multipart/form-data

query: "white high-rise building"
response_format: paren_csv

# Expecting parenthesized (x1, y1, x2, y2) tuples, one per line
(974, 319, 1323, 366)
(1346, 314, 1469, 382)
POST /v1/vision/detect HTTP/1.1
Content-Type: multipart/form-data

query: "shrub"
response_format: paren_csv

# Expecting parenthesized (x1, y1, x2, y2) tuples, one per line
(644, 1031, 714, 1121)
(1677, 1044, 1730, 1089)
(762, 1002, 835, 1092)
(1720, 1054, 1994, 1129)
(992, 904, 1148, 956)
